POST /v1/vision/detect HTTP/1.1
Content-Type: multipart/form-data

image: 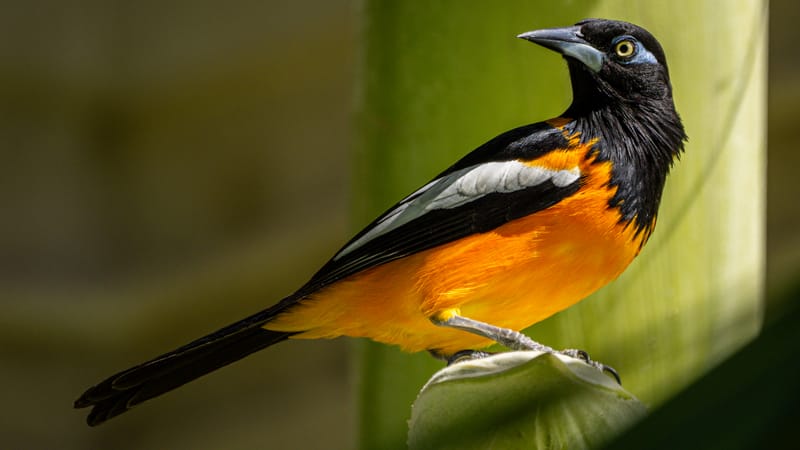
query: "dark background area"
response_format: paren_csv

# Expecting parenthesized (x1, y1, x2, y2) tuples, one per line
(1, 2, 356, 448)
(0, 1, 796, 449)
(765, 0, 800, 305)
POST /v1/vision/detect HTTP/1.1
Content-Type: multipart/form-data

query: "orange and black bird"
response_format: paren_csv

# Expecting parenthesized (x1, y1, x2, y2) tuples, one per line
(75, 18, 686, 426)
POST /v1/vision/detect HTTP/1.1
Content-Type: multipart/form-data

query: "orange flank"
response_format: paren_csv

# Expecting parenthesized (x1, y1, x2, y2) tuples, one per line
(265, 126, 647, 356)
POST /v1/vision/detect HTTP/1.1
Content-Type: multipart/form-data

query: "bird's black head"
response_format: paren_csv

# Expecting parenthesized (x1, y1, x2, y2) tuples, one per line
(519, 19, 688, 241)
(519, 18, 674, 111)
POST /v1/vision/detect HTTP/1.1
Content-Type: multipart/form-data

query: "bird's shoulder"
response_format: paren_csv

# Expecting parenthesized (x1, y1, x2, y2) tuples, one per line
(438, 120, 574, 174)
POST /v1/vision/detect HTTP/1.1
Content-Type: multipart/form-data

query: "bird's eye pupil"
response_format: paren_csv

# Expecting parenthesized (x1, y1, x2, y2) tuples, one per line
(614, 39, 636, 58)
(615, 40, 635, 58)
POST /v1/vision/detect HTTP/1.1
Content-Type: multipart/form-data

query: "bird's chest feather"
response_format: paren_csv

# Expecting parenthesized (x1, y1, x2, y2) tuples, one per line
(416, 143, 648, 328)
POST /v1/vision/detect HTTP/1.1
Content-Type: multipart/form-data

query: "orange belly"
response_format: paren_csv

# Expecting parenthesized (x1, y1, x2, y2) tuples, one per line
(265, 141, 648, 355)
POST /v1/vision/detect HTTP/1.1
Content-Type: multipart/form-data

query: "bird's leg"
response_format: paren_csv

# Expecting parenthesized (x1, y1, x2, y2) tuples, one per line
(431, 312, 621, 383)
(432, 313, 555, 352)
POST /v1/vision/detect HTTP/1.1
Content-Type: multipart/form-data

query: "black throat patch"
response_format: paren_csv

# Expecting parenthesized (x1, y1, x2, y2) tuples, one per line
(564, 98, 686, 240)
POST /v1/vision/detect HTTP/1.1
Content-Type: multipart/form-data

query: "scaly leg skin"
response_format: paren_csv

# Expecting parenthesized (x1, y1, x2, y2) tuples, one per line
(431, 312, 621, 384)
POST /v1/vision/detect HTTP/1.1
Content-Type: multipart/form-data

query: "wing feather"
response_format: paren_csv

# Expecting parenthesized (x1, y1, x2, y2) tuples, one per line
(297, 121, 578, 295)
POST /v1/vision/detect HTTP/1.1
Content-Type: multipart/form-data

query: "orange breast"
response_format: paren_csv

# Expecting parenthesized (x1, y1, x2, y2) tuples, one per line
(265, 135, 647, 355)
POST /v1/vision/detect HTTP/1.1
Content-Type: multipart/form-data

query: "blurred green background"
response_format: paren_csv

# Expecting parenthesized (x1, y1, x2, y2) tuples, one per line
(0, 1, 796, 449)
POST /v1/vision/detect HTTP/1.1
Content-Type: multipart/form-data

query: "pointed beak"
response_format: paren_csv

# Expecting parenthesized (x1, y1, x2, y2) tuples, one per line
(518, 25, 604, 73)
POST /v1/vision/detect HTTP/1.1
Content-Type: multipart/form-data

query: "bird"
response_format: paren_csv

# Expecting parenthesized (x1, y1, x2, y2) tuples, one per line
(75, 18, 686, 426)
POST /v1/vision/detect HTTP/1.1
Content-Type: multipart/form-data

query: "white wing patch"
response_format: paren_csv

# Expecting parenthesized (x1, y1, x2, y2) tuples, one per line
(333, 161, 580, 260)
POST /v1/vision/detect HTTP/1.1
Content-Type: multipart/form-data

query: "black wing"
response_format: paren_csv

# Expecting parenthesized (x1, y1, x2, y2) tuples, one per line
(297, 121, 577, 295)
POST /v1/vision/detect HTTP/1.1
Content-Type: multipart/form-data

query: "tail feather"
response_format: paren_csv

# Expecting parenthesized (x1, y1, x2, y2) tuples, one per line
(75, 301, 298, 426)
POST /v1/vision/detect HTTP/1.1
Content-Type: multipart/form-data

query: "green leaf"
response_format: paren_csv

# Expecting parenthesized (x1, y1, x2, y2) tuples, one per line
(408, 352, 646, 450)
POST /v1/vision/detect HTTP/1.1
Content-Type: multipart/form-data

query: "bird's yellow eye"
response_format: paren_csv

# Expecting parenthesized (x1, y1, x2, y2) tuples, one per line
(614, 39, 636, 58)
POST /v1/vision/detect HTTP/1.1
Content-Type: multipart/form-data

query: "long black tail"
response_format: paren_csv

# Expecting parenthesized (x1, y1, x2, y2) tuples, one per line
(74, 299, 298, 426)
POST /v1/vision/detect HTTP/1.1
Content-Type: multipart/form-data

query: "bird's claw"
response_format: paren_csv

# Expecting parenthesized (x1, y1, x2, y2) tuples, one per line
(446, 349, 494, 366)
(559, 348, 621, 385)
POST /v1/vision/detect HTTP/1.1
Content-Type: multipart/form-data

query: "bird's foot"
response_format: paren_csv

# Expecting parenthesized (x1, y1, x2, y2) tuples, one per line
(445, 350, 495, 366)
(559, 348, 621, 384)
